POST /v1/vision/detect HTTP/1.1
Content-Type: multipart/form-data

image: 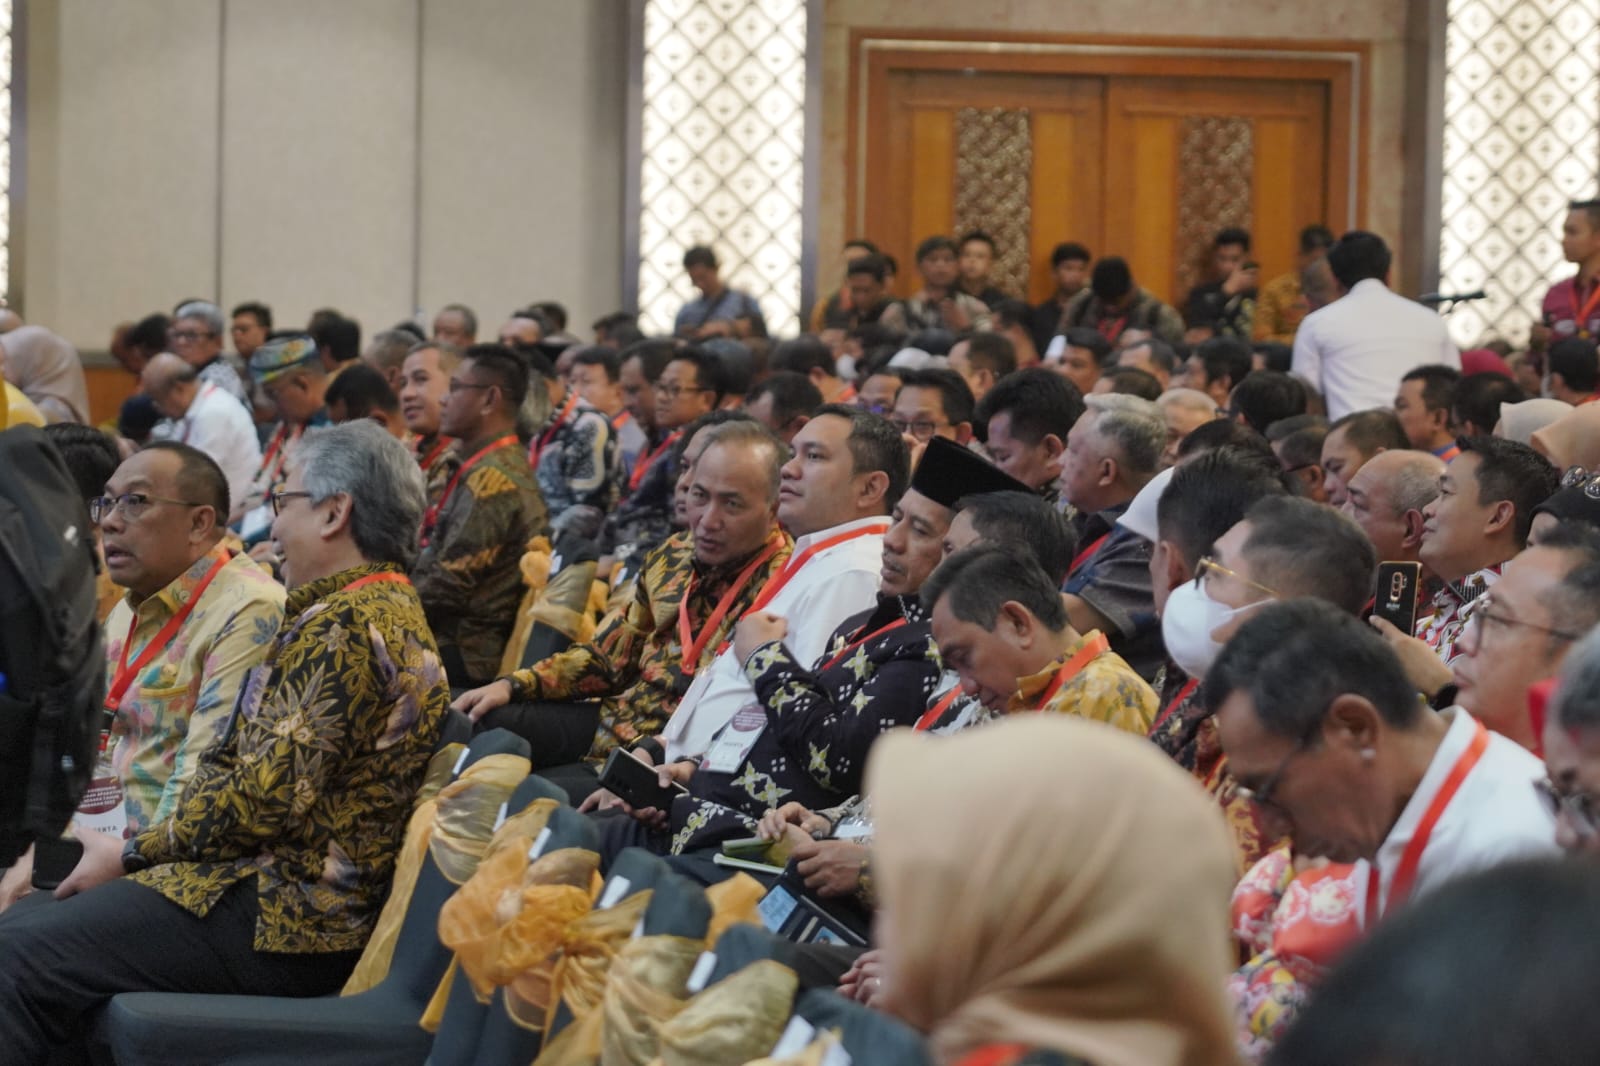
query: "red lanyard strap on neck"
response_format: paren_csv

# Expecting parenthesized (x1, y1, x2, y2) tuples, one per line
(530, 392, 579, 468)
(416, 436, 452, 472)
(629, 430, 682, 491)
(343, 571, 412, 593)
(677, 539, 784, 677)
(915, 686, 964, 731)
(1152, 677, 1201, 733)
(1037, 632, 1112, 707)
(1070, 533, 1110, 575)
(821, 617, 909, 671)
(420, 435, 518, 546)
(105, 551, 232, 713)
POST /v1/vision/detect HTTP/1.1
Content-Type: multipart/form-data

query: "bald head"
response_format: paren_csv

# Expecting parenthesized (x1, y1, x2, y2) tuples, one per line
(1344, 449, 1445, 564)
(142, 352, 202, 420)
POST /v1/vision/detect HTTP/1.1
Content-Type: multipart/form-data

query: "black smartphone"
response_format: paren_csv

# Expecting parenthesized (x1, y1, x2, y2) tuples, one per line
(31, 836, 84, 891)
(1375, 561, 1423, 635)
(599, 749, 686, 811)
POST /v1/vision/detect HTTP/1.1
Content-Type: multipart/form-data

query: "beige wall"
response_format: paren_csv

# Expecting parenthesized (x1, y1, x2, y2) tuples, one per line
(21, 0, 627, 354)
(818, 0, 1412, 290)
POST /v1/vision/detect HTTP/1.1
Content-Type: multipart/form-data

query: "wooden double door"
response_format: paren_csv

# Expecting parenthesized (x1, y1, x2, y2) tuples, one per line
(855, 39, 1360, 306)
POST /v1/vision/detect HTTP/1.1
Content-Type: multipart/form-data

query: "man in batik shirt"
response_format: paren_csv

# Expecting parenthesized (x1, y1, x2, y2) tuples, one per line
(0, 423, 449, 1064)
(397, 339, 463, 509)
(523, 346, 621, 539)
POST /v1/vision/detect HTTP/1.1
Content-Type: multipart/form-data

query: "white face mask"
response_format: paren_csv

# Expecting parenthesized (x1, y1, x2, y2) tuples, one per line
(1161, 578, 1262, 681)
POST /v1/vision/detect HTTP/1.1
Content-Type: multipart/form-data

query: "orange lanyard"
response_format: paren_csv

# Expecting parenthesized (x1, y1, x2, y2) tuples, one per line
(105, 551, 232, 713)
(629, 430, 681, 491)
(915, 686, 964, 731)
(821, 617, 908, 671)
(415, 436, 453, 472)
(1070, 533, 1109, 575)
(257, 423, 301, 488)
(420, 435, 518, 546)
(342, 571, 412, 593)
(835, 384, 857, 405)
(677, 539, 785, 676)
(1365, 720, 1489, 924)
(1034, 632, 1112, 708)
(1576, 276, 1600, 332)
(1152, 677, 1201, 733)
(714, 521, 890, 657)
(529, 392, 579, 468)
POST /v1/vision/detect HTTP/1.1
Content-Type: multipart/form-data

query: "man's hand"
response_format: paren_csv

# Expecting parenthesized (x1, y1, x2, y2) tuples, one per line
(1223, 263, 1260, 296)
(0, 845, 34, 913)
(758, 802, 830, 841)
(734, 612, 788, 665)
(939, 297, 973, 333)
(1369, 616, 1454, 699)
(1530, 322, 1552, 352)
(838, 948, 886, 1007)
(452, 679, 513, 723)
(54, 826, 126, 900)
(247, 542, 279, 567)
(793, 838, 869, 898)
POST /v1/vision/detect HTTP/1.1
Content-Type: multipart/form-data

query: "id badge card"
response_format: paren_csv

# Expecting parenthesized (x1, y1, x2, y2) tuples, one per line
(702, 702, 767, 773)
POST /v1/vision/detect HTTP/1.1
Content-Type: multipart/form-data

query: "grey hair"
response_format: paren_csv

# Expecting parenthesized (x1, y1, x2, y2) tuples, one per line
(1084, 393, 1166, 477)
(297, 420, 427, 569)
(175, 300, 224, 336)
(1157, 388, 1217, 419)
(695, 419, 789, 501)
(438, 303, 478, 337)
(365, 329, 419, 372)
(1388, 452, 1446, 517)
(1553, 625, 1600, 730)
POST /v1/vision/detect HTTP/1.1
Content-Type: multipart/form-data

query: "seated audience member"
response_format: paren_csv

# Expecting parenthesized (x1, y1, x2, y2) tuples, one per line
(169, 301, 250, 406)
(974, 367, 1085, 507)
(702, 336, 754, 407)
(838, 252, 909, 333)
(592, 310, 643, 348)
(1229, 369, 1308, 435)
(927, 545, 1157, 731)
(1446, 523, 1600, 751)
(1545, 336, 1600, 406)
(1291, 231, 1461, 420)
(1185, 335, 1254, 409)
(991, 298, 1042, 368)
(228, 301, 271, 366)
(906, 327, 957, 357)
(810, 240, 879, 331)
(890, 367, 976, 447)
(947, 331, 1017, 404)
(1527, 400, 1600, 472)
(325, 362, 405, 438)
(1409, 437, 1557, 666)
(1058, 256, 1184, 347)
(237, 335, 331, 540)
(1176, 417, 1277, 466)
(568, 345, 647, 469)
(0, 326, 90, 425)
(529, 300, 579, 347)
(1157, 388, 1222, 466)
(1046, 325, 1113, 396)
(868, 716, 1238, 1066)
(359, 328, 417, 393)
(1319, 408, 1409, 508)
(1343, 449, 1444, 568)
(0, 423, 450, 1064)
(143, 352, 262, 506)
(1495, 396, 1572, 444)
(1210, 600, 1555, 924)
(1185, 226, 1258, 340)
(1451, 370, 1527, 437)
(1267, 858, 1600, 1066)
(413, 344, 549, 685)
(1253, 341, 1295, 374)
(310, 311, 361, 377)
(1530, 471, 1600, 543)
(1117, 336, 1180, 389)
(1094, 365, 1164, 401)
(454, 420, 792, 777)
(1058, 393, 1168, 681)
(1542, 628, 1600, 854)
(1394, 364, 1463, 460)
(523, 345, 620, 537)
(903, 235, 993, 333)
(956, 229, 1009, 308)
(674, 245, 767, 340)
(1029, 240, 1092, 352)
(397, 340, 462, 506)
(853, 362, 902, 416)
(1265, 413, 1330, 501)
(770, 336, 853, 405)
(432, 302, 478, 347)
(1254, 224, 1335, 344)
(745, 370, 822, 445)
(497, 308, 544, 349)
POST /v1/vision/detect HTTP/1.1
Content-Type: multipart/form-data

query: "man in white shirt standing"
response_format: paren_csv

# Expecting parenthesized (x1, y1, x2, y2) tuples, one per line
(142, 353, 261, 509)
(1211, 600, 1555, 933)
(1292, 232, 1461, 420)
(651, 404, 906, 765)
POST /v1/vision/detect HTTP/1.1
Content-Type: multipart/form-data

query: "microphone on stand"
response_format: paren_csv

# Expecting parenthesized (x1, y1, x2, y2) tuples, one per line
(1419, 290, 1487, 306)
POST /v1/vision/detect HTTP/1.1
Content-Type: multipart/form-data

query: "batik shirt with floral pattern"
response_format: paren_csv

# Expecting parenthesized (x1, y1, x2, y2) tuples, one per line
(1415, 563, 1501, 667)
(1008, 630, 1158, 734)
(668, 594, 942, 855)
(127, 564, 450, 954)
(531, 394, 622, 539)
(104, 545, 285, 833)
(411, 433, 461, 512)
(503, 527, 792, 759)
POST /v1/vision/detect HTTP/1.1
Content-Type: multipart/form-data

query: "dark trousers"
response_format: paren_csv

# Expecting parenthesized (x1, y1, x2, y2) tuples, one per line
(0, 879, 359, 1066)
(473, 700, 601, 770)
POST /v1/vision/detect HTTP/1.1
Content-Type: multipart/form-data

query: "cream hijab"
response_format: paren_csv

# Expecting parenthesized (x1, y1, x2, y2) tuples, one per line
(0, 325, 89, 424)
(868, 715, 1240, 1066)
(1530, 401, 1600, 472)
(1496, 397, 1571, 446)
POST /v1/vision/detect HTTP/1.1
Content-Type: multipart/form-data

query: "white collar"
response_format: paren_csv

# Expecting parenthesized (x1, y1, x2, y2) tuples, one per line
(789, 514, 890, 553)
(1381, 707, 1480, 855)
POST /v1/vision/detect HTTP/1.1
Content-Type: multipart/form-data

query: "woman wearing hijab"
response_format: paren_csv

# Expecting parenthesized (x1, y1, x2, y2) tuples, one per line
(1529, 401, 1600, 473)
(1493, 396, 1571, 446)
(867, 715, 1240, 1066)
(0, 325, 90, 424)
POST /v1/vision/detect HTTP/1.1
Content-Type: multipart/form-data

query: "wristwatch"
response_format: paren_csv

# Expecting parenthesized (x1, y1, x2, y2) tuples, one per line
(121, 837, 151, 874)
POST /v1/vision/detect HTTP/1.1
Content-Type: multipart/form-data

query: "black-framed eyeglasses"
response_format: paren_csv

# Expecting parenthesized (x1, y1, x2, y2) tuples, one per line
(89, 493, 206, 523)
(166, 329, 214, 343)
(1559, 466, 1600, 498)
(1468, 592, 1585, 644)
(1236, 721, 1319, 816)
(654, 384, 712, 400)
(269, 491, 314, 516)
(1535, 778, 1600, 839)
(889, 417, 944, 441)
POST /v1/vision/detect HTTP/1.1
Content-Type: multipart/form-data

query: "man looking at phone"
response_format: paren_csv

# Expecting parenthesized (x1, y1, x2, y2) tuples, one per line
(1183, 227, 1258, 340)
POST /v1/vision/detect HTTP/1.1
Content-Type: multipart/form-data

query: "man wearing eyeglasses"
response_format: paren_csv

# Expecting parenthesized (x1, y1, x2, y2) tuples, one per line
(235, 335, 331, 546)
(889, 368, 975, 449)
(169, 300, 250, 408)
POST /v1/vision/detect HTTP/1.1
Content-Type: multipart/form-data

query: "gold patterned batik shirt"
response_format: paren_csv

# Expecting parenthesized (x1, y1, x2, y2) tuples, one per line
(1008, 630, 1158, 735)
(127, 564, 451, 954)
(504, 527, 792, 759)
(412, 433, 461, 512)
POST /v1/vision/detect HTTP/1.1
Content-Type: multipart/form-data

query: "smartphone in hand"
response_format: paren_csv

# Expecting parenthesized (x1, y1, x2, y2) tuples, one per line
(599, 749, 687, 811)
(1375, 561, 1423, 635)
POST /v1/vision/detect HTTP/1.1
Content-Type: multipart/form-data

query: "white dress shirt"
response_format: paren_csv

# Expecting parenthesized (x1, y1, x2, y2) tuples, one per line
(1292, 279, 1461, 420)
(1362, 707, 1556, 926)
(660, 515, 889, 761)
(153, 383, 262, 508)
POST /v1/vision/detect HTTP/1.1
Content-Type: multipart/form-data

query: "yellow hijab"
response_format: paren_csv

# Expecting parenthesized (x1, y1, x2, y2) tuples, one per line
(868, 716, 1240, 1066)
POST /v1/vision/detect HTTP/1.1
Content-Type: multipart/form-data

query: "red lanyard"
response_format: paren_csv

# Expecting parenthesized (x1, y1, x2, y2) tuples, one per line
(835, 384, 857, 405)
(529, 392, 579, 468)
(915, 686, 964, 731)
(420, 435, 518, 547)
(677, 539, 785, 676)
(1097, 316, 1127, 342)
(629, 430, 682, 491)
(714, 521, 890, 657)
(1365, 720, 1489, 924)
(415, 436, 453, 473)
(1151, 677, 1201, 733)
(342, 571, 412, 593)
(611, 410, 633, 432)
(1575, 276, 1600, 333)
(1070, 533, 1110, 575)
(822, 617, 908, 671)
(1034, 632, 1112, 707)
(257, 423, 301, 489)
(105, 551, 232, 713)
